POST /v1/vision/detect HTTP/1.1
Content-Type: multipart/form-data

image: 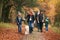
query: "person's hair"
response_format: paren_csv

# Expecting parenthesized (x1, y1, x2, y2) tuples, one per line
(40, 9, 46, 14)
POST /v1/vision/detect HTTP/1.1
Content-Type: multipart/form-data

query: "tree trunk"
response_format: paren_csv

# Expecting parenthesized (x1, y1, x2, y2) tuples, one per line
(0, 2, 3, 22)
(9, 6, 17, 23)
(2, 0, 12, 22)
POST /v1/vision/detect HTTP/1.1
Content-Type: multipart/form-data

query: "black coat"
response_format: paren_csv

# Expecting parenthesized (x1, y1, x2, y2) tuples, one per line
(38, 14, 43, 22)
(26, 14, 34, 23)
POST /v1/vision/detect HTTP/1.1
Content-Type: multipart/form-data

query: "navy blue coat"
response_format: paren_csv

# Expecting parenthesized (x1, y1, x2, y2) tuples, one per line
(16, 16, 23, 25)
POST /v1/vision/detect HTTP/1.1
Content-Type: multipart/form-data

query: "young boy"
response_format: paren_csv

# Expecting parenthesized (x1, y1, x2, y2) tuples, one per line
(45, 17, 49, 31)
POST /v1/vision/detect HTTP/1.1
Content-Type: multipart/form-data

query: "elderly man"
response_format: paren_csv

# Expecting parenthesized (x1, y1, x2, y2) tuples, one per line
(16, 11, 23, 33)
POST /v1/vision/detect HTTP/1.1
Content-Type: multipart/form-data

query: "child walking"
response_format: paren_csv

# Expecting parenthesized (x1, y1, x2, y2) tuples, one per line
(45, 16, 49, 31)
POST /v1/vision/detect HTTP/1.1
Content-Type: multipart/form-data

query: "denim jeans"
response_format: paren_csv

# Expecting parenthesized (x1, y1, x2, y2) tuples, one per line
(28, 22, 33, 33)
(45, 24, 48, 31)
(18, 24, 21, 32)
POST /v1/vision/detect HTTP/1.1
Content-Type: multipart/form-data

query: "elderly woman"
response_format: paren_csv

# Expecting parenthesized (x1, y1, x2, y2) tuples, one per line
(26, 10, 34, 33)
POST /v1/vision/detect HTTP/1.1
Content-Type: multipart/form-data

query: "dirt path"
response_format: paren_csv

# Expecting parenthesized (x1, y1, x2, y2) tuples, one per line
(22, 25, 60, 40)
(22, 31, 46, 40)
(0, 27, 60, 40)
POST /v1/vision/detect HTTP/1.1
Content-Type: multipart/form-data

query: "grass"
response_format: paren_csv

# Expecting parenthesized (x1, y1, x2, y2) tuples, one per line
(0, 22, 17, 28)
(51, 26, 60, 34)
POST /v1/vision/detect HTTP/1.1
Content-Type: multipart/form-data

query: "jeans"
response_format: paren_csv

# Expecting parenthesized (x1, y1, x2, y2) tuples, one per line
(18, 24, 21, 32)
(28, 22, 33, 33)
(45, 24, 48, 31)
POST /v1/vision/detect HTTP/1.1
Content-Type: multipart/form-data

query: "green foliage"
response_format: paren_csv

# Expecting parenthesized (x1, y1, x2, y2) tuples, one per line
(23, 0, 38, 7)
(54, 13, 60, 27)
(1, 0, 38, 23)
(13, 0, 38, 11)
(0, 22, 17, 28)
(13, 0, 37, 6)
(51, 26, 60, 34)
(2, 0, 12, 22)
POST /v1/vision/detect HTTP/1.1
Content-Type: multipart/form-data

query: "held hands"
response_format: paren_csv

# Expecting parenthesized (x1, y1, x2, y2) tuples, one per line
(42, 20, 44, 22)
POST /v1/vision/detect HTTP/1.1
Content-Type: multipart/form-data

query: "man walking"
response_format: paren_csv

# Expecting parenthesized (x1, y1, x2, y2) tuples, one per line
(38, 10, 44, 32)
(16, 11, 23, 33)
